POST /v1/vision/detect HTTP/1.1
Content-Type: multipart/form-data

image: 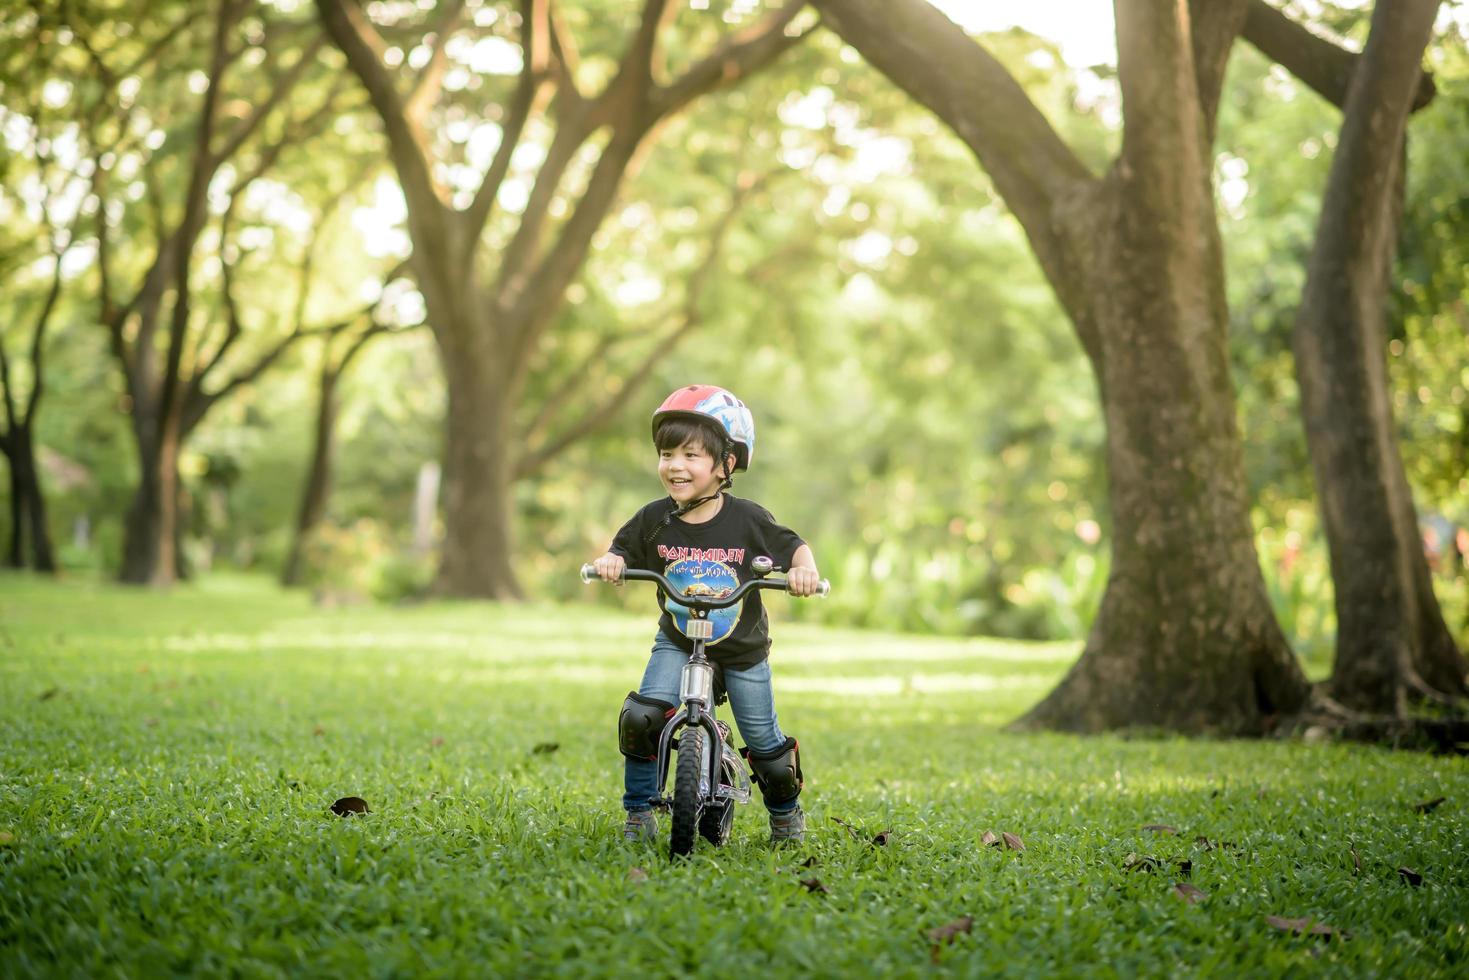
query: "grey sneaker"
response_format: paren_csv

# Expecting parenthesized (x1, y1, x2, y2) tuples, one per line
(623, 809, 658, 844)
(768, 805, 806, 845)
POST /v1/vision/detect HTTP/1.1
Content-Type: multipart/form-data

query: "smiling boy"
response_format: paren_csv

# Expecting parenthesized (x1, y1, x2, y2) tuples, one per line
(590, 385, 819, 845)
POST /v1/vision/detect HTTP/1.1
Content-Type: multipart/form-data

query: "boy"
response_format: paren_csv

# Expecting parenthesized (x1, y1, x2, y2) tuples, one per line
(590, 384, 821, 845)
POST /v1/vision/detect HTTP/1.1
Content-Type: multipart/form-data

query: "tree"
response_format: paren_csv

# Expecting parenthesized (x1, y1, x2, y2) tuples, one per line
(312, 0, 813, 598)
(66, 0, 355, 584)
(812, 0, 1314, 733)
(1280, 0, 1467, 712)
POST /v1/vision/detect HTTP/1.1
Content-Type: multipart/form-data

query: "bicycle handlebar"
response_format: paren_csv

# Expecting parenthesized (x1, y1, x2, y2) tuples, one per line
(580, 564, 830, 608)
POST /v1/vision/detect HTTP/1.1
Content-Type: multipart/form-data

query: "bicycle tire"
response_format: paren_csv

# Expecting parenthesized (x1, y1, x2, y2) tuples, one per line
(669, 726, 705, 858)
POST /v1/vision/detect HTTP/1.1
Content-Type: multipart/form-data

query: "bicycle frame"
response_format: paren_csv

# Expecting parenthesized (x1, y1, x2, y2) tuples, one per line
(652, 611, 751, 812)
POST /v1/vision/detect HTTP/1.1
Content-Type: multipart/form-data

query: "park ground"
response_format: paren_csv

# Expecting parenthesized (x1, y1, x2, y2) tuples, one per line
(1, 574, 1466, 977)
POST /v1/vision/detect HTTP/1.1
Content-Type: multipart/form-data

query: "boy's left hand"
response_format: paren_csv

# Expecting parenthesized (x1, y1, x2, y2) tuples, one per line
(786, 566, 821, 597)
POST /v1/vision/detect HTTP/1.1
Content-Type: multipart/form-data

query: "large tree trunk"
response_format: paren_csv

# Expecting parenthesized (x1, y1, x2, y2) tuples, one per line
(16, 430, 56, 573)
(282, 372, 339, 587)
(3, 430, 58, 573)
(5, 448, 23, 569)
(1291, 0, 1464, 714)
(120, 421, 181, 586)
(1016, 174, 1310, 733)
(436, 324, 523, 599)
(814, 0, 1312, 734)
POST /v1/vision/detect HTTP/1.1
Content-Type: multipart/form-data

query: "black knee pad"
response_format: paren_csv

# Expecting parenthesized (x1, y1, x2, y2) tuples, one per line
(619, 692, 676, 760)
(742, 736, 802, 806)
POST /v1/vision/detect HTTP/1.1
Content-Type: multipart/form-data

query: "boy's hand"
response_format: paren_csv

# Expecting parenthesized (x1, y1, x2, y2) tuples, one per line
(786, 565, 821, 597)
(592, 552, 626, 584)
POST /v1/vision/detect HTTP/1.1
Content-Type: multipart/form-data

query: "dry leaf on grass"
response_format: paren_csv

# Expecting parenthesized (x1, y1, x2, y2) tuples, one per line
(1173, 883, 1207, 904)
(1266, 915, 1350, 940)
(980, 830, 1000, 847)
(926, 916, 974, 963)
(330, 796, 370, 816)
(1412, 796, 1446, 814)
(1398, 867, 1423, 887)
(1143, 824, 1178, 835)
(626, 867, 648, 882)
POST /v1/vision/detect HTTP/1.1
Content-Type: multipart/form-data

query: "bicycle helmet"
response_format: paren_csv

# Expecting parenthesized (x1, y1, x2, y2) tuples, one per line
(651, 384, 756, 472)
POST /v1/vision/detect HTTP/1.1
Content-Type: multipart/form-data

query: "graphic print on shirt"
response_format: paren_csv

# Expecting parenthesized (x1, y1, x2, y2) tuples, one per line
(660, 554, 741, 644)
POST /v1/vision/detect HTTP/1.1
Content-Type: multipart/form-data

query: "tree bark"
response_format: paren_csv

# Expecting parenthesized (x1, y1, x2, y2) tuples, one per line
(15, 430, 56, 573)
(1290, 0, 1464, 713)
(282, 372, 339, 588)
(120, 419, 181, 586)
(813, 0, 1312, 733)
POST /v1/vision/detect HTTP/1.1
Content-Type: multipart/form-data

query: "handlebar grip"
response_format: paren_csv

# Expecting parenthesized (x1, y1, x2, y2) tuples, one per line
(580, 563, 597, 584)
(815, 579, 831, 598)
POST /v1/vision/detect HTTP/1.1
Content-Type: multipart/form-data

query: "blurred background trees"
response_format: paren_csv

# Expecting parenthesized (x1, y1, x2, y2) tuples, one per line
(2, 1, 1466, 719)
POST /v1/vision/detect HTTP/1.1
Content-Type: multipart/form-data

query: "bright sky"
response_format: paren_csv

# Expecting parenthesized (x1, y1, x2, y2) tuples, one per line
(931, 0, 1118, 67)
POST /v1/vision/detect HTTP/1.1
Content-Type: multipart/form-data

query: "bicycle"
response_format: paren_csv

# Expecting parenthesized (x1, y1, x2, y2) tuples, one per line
(581, 556, 830, 858)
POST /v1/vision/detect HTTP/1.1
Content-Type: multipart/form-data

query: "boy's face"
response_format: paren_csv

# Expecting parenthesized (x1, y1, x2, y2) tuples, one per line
(658, 439, 729, 505)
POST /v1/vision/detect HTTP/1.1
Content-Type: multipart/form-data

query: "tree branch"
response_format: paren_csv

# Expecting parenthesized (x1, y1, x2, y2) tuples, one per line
(810, 0, 1096, 328)
(403, 0, 467, 124)
(1241, 0, 1436, 112)
(515, 171, 759, 477)
(1188, 0, 1249, 141)
(462, 0, 558, 243)
(651, 1, 811, 118)
(211, 35, 328, 166)
(314, 0, 450, 219)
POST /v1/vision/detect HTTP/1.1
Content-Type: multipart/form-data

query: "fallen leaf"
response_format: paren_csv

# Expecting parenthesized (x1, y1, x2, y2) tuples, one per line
(799, 877, 829, 894)
(626, 867, 648, 882)
(980, 830, 1000, 847)
(1176, 859, 1193, 877)
(799, 855, 820, 868)
(313, 725, 325, 737)
(532, 742, 560, 755)
(1002, 832, 1025, 852)
(143, 717, 159, 728)
(38, 687, 59, 702)
(1266, 915, 1349, 940)
(430, 737, 445, 747)
(1173, 883, 1207, 904)
(927, 916, 974, 962)
(1143, 824, 1178, 835)
(829, 816, 864, 842)
(330, 796, 370, 816)
(1123, 853, 1161, 873)
(872, 830, 893, 846)
(1350, 847, 1361, 874)
(1398, 866, 1423, 887)
(1412, 796, 1446, 814)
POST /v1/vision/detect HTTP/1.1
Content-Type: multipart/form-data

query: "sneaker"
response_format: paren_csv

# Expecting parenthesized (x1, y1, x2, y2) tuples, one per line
(623, 809, 658, 844)
(768, 805, 805, 845)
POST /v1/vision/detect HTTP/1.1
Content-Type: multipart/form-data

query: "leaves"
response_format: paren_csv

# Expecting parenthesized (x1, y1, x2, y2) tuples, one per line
(626, 867, 648, 882)
(799, 877, 829, 894)
(1412, 796, 1446, 814)
(38, 687, 59, 701)
(980, 830, 999, 847)
(830, 815, 891, 846)
(1002, 832, 1025, 851)
(1142, 824, 1178, 835)
(531, 742, 560, 755)
(1398, 866, 1423, 887)
(1123, 853, 1161, 873)
(330, 796, 370, 816)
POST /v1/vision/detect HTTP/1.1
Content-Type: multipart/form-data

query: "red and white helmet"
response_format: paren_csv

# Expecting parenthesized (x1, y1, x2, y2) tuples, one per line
(651, 385, 756, 471)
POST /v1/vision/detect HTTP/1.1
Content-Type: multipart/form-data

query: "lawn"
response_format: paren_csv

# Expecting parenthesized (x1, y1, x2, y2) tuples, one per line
(1, 573, 1465, 977)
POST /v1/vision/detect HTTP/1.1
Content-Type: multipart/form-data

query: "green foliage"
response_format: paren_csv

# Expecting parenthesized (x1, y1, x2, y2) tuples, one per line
(2, 577, 1466, 976)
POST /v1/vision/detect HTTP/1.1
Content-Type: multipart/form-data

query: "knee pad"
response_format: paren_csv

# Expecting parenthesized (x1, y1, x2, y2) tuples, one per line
(742, 736, 802, 806)
(619, 692, 677, 760)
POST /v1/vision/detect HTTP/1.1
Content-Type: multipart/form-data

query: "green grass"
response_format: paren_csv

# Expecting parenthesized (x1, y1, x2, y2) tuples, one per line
(1, 573, 1465, 977)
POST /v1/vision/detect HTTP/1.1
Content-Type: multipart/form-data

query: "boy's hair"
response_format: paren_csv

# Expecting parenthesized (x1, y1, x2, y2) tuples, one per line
(654, 417, 732, 468)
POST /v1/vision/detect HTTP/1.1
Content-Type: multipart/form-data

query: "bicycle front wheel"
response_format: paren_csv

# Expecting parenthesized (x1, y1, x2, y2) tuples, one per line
(669, 726, 705, 859)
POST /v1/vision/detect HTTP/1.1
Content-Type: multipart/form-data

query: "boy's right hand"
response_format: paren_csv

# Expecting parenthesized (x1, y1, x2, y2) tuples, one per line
(592, 552, 626, 584)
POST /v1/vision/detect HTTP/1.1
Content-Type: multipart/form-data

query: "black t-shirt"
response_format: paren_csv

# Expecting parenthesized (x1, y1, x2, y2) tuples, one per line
(609, 494, 805, 669)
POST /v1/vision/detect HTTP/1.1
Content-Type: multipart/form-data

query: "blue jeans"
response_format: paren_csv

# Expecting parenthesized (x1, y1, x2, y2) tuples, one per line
(624, 631, 798, 814)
